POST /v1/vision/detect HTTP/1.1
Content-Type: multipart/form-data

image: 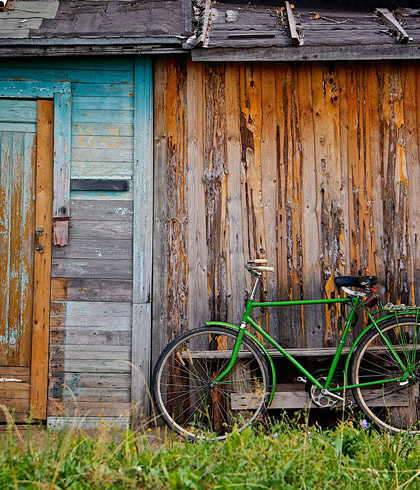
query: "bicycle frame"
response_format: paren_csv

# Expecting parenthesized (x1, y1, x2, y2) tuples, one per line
(206, 286, 414, 406)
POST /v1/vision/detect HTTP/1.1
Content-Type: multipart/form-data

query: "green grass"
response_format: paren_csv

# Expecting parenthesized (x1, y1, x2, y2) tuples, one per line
(1, 414, 420, 489)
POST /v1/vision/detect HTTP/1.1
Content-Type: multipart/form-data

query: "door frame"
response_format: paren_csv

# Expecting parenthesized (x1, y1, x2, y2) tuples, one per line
(0, 81, 71, 419)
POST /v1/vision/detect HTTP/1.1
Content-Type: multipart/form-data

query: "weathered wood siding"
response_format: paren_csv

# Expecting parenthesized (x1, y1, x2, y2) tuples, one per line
(153, 58, 420, 356)
(0, 58, 137, 419)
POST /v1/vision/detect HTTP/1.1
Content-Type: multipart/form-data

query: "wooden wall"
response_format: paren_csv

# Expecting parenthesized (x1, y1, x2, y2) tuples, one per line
(153, 57, 420, 358)
(0, 58, 138, 421)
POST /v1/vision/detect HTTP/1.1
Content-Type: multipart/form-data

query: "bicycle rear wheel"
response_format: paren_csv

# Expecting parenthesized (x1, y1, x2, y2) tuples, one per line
(152, 326, 271, 440)
(351, 316, 420, 433)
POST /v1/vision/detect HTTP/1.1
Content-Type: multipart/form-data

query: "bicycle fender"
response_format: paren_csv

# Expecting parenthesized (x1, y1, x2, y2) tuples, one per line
(205, 321, 277, 405)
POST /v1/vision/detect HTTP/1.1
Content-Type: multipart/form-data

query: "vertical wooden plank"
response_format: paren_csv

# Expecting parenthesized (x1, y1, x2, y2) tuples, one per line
(381, 63, 409, 304)
(186, 59, 209, 328)
(400, 62, 419, 306)
(204, 62, 229, 322)
(367, 62, 385, 299)
(0, 132, 12, 362)
(131, 56, 153, 419)
(225, 62, 246, 324)
(297, 63, 324, 348)
(311, 62, 345, 347)
(53, 91, 71, 246)
(151, 58, 169, 369)
(260, 63, 279, 341)
(8, 134, 25, 365)
(30, 100, 54, 419)
(165, 56, 188, 340)
(18, 132, 36, 365)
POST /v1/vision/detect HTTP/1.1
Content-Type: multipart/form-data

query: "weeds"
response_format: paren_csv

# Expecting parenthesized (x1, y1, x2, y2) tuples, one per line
(1, 414, 420, 489)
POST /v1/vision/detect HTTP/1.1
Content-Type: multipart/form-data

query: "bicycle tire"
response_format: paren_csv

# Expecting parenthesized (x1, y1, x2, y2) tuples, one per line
(152, 325, 272, 440)
(351, 316, 420, 433)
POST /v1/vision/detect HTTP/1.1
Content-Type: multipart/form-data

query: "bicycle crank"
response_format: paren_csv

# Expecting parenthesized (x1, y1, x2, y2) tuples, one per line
(309, 376, 353, 408)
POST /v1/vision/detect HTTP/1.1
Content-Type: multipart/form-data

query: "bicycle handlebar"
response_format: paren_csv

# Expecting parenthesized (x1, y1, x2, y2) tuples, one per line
(245, 261, 275, 274)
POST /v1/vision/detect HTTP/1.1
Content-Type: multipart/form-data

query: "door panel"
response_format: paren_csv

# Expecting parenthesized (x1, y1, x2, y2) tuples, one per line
(0, 99, 52, 422)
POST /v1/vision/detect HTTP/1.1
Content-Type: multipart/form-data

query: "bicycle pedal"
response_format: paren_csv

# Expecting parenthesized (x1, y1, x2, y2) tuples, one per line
(295, 376, 307, 384)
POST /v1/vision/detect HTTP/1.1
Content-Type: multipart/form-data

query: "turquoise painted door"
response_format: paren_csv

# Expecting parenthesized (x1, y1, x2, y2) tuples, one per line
(0, 99, 42, 421)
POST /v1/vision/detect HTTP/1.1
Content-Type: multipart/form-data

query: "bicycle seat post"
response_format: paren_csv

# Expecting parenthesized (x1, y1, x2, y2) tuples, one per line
(249, 273, 262, 301)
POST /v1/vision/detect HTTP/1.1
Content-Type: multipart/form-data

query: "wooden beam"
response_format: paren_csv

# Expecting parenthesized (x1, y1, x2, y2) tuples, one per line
(131, 57, 154, 423)
(30, 100, 54, 420)
(285, 1, 303, 46)
(374, 8, 413, 44)
(191, 44, 420, 62)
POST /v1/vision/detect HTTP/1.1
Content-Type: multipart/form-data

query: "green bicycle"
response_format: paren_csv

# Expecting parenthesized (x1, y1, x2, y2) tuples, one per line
(152, 259, 420, 439)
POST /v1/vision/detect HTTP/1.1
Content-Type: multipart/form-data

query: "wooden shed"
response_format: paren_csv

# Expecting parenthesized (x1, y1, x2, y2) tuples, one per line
(0, 0, 420, 425)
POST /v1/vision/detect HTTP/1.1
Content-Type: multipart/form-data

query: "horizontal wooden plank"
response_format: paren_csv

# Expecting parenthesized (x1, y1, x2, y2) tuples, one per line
(47, 416, 131, 429)
(66, 301, 132, 317)
(0, 122, 36, 132)
(48, 401, 131, 417)
(0, 99, 37, 123)
(70, 200, 133, 220)
(52, 259, 133, 279)
(52, 239, 132, 260)
(72, 83, 134, 98)
(72, 96, 133, 112)
(72, 123, 133, 137)
(0, 367, 30, 378)
(72, 148, 133, 163)
(70, 162, 133, 179)
(50, 359, 131, 374)
(51, 345, 131, 360)
(3, 58, 134, 71)
(0, 383, 30, 398)
(51, 277, 132, 302)
(72, 135, 134, 150)
(65, 316, 131, 329)
(61, 328, 131, 346)
(0, 67, 134, 84)
(49, 373, 131, 390)
(0, 398, 30, 412)
(71, 189, 133, 201)
(0, 411, 29, 423)
(72, 109, 133, 125)
(69, 220, 133, 239)
(61, 388, 130, 403)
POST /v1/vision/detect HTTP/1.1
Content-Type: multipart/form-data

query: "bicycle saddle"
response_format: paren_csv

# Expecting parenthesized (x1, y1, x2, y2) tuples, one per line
(334, 276, 378, 288)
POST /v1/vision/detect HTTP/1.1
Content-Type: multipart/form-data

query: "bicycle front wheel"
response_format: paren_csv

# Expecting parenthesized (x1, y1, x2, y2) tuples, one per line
(351, 316, 420, 433)
(152, 326, 271, 440)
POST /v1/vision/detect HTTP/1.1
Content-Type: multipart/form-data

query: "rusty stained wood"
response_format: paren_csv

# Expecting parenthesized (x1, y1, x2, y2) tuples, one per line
(154, 58, 420, 350)
(30, 100, 54, 420)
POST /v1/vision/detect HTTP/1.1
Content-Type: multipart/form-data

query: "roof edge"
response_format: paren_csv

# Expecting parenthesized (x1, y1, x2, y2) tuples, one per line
(191, 43, 420, 62)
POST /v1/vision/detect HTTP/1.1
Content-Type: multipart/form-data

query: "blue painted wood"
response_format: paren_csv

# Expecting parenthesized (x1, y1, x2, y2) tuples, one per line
(72, 109, 133, 125)
(72, 135, 134, 150)
(0, 123, 36, 133)
(72, 83, 134, 98)
(72, 123, 133, 137)
(72, 148, 133, 163)
(0, 68, 133, 84)
(2, 58, 134, 71)
(72, 97, 133, 112)
(0, 100, 37, 123)
(0, 103, 37, 368)
(71, 162, 133, 179)
(0, 81, 72, 225)
(54, 92, 72, 219)
(0, 80, 71, 98)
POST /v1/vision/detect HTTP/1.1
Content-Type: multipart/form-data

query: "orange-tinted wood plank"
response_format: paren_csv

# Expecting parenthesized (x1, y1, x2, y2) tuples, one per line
(30, 100, 54, 420)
